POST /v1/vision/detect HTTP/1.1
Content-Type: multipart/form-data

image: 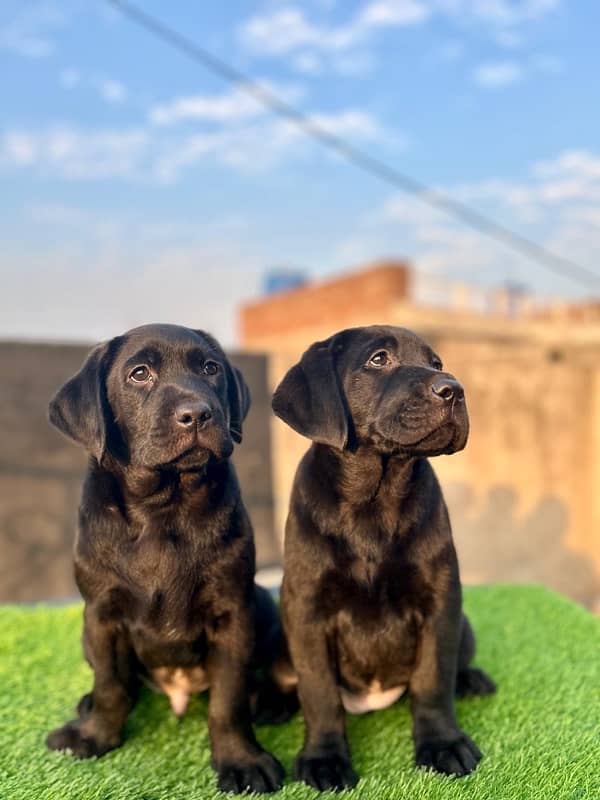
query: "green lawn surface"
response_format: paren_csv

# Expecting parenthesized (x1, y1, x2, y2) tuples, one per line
(1, 585, 598, 800)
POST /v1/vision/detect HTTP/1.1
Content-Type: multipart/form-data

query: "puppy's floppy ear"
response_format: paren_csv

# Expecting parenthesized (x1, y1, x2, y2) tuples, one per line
(48, 338, 121, 462)
(226, 363, 251, 444)
(272, 335, 349, 450)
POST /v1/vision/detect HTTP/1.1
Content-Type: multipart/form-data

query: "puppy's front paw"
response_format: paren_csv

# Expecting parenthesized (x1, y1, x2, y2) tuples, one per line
(294, 750, 359, 791)
(216, 751, 284, 794)
(46, 720, 119, 759)
(416, 733, 482, 777)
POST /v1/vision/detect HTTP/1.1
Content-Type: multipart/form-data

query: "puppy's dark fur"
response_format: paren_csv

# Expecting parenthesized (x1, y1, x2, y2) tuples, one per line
(46, 324, 284, 794)
(272, 325, 496, 792)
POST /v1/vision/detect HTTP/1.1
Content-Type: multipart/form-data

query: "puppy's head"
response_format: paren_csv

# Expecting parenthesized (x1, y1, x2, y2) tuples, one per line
(49, 324, 250, 470)
(272, 325, 468, 457)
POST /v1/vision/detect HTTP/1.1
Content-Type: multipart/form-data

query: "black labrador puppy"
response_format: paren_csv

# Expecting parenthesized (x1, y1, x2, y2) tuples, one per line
(272, 325, 496, 792)
(47, 323, 284, 794)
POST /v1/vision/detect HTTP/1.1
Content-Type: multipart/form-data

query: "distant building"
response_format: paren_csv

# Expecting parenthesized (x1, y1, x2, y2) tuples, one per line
(262, 268, 308, 297)
(245, 261, 411, 346)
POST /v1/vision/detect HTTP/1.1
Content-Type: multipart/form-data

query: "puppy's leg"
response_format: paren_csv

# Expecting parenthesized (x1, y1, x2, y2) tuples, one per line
(287, 618, 358, 791)
(47, 606, 138, 758)
(455, 615, 496, 698)
(207, 614, 284, 794)
(410, 599, 483, 777)
(251, 586, 299, 725)
(252, 647, 299, 726)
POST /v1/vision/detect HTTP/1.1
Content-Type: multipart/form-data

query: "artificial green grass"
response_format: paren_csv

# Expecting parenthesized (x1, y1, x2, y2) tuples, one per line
(0, 585, 598, 800)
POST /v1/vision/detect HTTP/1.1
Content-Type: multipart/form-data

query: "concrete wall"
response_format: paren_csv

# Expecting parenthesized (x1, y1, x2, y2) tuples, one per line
(425, 335, 600, 609)
(241, 265, 600, 610)
(0, 341, 278, 603)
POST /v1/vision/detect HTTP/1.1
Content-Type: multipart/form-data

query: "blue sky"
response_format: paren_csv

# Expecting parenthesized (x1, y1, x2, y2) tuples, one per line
(1, 0, 599, 345)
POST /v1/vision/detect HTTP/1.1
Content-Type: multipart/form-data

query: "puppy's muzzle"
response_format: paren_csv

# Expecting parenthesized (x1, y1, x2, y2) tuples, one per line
(175, 400, 213, 430)
(431, 377, 464, 405)
(173, 399, 233, 461)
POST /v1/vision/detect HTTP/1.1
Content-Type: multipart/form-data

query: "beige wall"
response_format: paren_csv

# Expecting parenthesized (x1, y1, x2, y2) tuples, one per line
(428, 335, 600, 608)
(244, 289, 600, 610)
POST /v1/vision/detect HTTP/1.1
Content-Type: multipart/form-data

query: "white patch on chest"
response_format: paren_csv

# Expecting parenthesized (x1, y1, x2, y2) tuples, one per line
(340, 681, 405, 714)
(149, 666, 210, 716)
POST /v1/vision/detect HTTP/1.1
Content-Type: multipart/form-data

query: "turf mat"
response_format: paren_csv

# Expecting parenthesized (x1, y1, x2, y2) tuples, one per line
(1, 585, 599, 799)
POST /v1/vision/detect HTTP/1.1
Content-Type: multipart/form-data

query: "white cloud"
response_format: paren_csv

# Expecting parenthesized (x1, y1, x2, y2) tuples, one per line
(97, 79, 127, 104)
(291, 49, 376, 76)
(473, 59, 522, 87)
(472, 52, 562, 90)
(534, 150, 600, 181)
(58, 69, 129, 105)
(300, 109, 380, 137)
(0, 102, 384, 183)
(447, 151, 600, 212)
(153, 109, 381, 181)
(240, 1, 560, 56)
(149, 82, 303, 126)
(7, 145, 597, 347)
(339, 147, 600, 298)
(357, 0, 430, 27)
(0, 3, 65, 59)
(241, 8, 322, 54)
(5, 59, 388, 182)
(292, 51, 324, 74)
(2, 132, 38, 166)
(0, 126, 148, 179)
(150, 91, 263, 126)
(240, 2, 429, 56)
(240, 1, 561, 77)
(451, 0, 560, 26)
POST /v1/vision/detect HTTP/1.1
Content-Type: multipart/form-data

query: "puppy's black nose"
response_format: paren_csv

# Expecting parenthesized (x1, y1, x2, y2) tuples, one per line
(431, 378, 464, 402)
(175, 401, 213, 428)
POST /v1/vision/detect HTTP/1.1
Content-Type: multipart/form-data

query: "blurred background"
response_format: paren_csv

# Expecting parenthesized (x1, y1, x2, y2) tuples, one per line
(1, 0, 599, 610)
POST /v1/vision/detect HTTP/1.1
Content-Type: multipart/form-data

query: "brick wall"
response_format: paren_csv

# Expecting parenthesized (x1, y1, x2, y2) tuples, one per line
(240, 261, 410, 344)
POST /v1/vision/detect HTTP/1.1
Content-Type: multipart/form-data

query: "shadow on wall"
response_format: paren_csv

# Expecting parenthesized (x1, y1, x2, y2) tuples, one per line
(447, 483, 599, 609)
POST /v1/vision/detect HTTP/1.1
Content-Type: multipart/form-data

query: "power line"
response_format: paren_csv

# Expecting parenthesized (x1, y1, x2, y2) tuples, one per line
(107, 0, 600, 291)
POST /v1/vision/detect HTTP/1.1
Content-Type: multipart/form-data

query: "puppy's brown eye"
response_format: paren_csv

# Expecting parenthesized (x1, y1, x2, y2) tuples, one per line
(368, 351, 390, 368)
(432, 358, 443, 370)
(129, 365, 151, 383)
(203, 361, 219, 376)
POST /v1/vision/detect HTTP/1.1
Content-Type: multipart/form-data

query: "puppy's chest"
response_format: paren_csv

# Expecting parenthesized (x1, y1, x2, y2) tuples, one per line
(125, 527, 196, 580)
(117, 530, 216, 636)
(316, 558, 432, 624)
(317, 560, 429, 699)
